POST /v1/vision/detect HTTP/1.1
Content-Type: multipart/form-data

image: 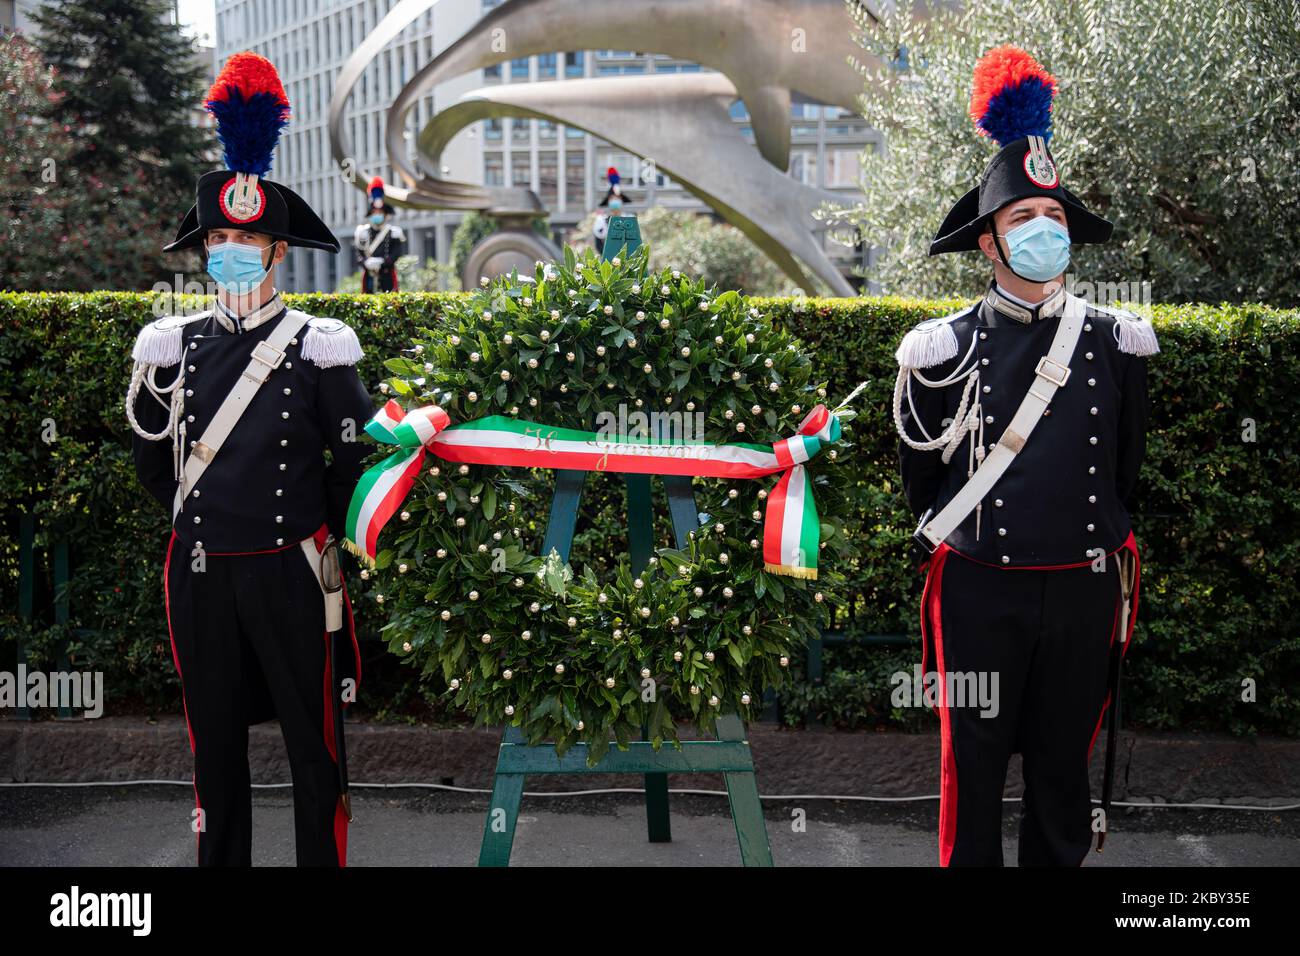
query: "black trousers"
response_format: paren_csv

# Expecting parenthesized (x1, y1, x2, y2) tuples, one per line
(921, 545, 1124, 866)
(164, 530, 350, 866)
(361, 267, 397, 293)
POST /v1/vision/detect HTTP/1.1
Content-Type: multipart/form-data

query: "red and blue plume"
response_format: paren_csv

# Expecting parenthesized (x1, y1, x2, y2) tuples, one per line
(607, 166, 620, 185)
(968, 45, 1056, 146)
(205, 51, 291, 178)
(369, 177, 386, 201)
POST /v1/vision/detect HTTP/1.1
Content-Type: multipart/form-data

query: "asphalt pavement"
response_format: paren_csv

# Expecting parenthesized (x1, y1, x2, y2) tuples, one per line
(1, 784, 1296, 867)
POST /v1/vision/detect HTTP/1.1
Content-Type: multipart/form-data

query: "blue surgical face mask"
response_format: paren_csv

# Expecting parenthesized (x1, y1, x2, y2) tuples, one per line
(998, 215, 1070, 282)
(608, 198, 623, 211)
(370, 213, 386, 226)
(206, 239, 273, 295)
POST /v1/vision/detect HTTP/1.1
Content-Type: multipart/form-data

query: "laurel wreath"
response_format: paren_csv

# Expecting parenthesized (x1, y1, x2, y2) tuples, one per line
(359, 245, 860, 761)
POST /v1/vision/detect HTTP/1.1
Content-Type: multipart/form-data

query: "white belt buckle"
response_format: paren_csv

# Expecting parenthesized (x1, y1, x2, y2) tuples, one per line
(1034, 356, 1071, 388)
(243, 340, 286, 383)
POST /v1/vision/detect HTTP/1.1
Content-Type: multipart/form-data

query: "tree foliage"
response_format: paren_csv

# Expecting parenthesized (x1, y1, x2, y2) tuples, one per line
(828, 0, 1300, 306)
(0, 33, 160, 291)
(32, 0, 211, 192)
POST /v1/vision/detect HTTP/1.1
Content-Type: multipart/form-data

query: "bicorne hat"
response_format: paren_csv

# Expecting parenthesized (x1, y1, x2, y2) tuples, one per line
(367, 176, 395, 215)
(929, 46, 1112, 255)
(598, 166, 625, 207)
(164, 52, 339, 253)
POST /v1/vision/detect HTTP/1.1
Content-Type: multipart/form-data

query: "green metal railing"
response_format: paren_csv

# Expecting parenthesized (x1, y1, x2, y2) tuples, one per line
(10, 514, 76, 720)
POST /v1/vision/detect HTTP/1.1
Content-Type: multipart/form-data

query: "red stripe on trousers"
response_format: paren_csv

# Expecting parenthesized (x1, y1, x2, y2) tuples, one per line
(921, 543, 957, 867)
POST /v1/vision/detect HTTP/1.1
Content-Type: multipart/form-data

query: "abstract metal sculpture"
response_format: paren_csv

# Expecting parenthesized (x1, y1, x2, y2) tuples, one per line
(328, 0, 879, 294)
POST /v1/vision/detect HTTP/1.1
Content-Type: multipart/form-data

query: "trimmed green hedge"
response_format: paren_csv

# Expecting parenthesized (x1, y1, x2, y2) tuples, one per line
(1, 291, 1296, 734)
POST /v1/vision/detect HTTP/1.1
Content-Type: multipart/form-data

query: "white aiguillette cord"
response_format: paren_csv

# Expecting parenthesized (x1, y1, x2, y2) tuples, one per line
(915, 293, 1087, 553)
(171, 310, 312, 521)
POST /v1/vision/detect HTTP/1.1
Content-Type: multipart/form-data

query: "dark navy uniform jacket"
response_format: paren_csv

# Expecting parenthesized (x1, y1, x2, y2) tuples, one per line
(895, 283, 1157, 568)
(129, 293, 376, 554)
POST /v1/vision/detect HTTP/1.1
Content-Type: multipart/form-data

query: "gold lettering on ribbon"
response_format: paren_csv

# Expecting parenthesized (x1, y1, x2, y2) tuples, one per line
(523, 425, 558, 453)
(580, 434, 718, 470)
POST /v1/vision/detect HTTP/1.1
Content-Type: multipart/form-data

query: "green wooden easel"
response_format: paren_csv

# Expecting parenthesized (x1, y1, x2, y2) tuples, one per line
(476, 220, 774, 867)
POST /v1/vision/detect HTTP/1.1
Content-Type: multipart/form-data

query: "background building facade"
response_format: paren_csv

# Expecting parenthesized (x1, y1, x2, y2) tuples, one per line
(216, 0, 877, 292)
(0, 0, 43, 34)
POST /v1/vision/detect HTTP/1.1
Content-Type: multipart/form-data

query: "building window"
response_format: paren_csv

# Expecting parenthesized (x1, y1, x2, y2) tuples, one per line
(538, 152, 558, 205)
(511, 154, 531, 190)
(511, 118, 530, 145)
(485, 62, 501, 79)
(825, 148, 861, 188)
(565, 51, 583, 77)
(484, 118, 503, 141)
(789, 150, 817, 185)
(565, 152, 585, 209)
(538, 120, 556, 141)
(484, 153, 504, 186)
(511, 57, 528, 79)
(538, 53, 556, 79)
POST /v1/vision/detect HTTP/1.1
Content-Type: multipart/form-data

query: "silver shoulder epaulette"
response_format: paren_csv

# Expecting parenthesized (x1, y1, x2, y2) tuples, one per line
(131, 311, 213, 367)
(895, 307, 969, 370)
(1092, 303, 1160, 356)
(299, 313, 363, 368)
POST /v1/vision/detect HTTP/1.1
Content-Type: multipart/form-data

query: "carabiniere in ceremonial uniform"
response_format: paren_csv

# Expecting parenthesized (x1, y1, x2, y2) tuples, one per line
(892, 46, 1158, 866)
(354, 177, 406, 293)
(125, 52, 375, 866)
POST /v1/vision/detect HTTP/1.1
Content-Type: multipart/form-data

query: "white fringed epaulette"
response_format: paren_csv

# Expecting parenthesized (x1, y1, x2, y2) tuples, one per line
(300, 315, 363, 368)
(895, 308, 968, 369)
(1094, 303, 1160, 356)
(131, 311, 213, 367)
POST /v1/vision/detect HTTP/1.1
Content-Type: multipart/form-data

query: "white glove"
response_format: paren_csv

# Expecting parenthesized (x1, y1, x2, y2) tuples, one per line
(593, 216, 608, 240)
(364, 256, 383, 272)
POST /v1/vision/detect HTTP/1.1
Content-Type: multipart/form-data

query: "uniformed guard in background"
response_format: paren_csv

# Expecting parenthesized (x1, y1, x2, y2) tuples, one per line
(126, 52, 375, 867)
(592, 166, 628, 256)
(354, 177, 405, 292)
(893, 46, 1158, 866)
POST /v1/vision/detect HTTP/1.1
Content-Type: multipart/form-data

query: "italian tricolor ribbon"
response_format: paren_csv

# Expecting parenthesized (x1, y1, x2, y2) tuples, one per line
(345, 400, 845, 578)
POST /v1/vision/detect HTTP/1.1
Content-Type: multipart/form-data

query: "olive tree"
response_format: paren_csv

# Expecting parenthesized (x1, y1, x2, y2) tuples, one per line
(826, 0, 1300, 306)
